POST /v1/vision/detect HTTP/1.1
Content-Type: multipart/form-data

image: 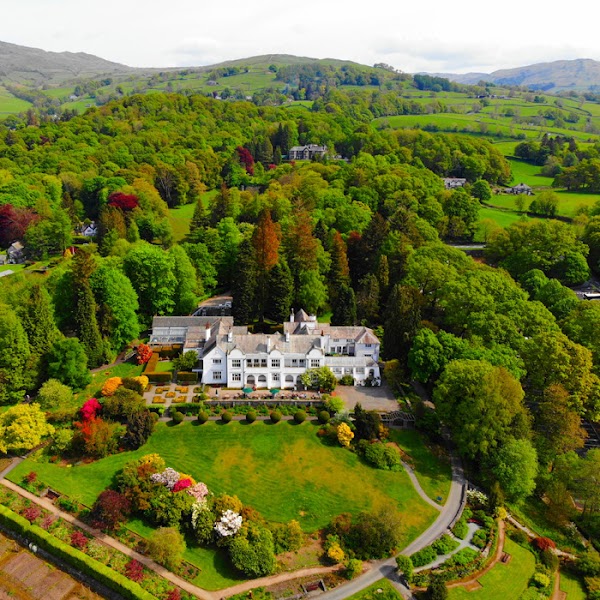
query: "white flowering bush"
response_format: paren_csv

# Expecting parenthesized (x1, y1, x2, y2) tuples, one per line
(150, 467, 180, 490)
(466, 489, 488, 507)
(214, 510, 242, 537)
(187, 482, 209, 501)
(191, 500, 210, 528)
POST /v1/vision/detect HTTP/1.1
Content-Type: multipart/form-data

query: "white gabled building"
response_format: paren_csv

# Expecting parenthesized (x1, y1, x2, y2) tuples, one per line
(150, 310, 380, 388)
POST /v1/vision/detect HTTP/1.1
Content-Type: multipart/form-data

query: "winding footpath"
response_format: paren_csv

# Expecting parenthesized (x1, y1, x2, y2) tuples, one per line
(316, 452, 467, 600)
(0, 448, 466, 600)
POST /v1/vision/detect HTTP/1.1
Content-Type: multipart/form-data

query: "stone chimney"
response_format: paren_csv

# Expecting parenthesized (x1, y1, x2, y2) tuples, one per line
(227, 329, 233, 343)
(266, 336, 271, 352)
(290, 309, 295, 323)
(285, 331, 290, 342)
(205, 322, 211, 342)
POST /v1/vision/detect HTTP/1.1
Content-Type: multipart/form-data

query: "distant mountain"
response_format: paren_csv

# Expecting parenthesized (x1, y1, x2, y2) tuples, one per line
(429, 58, 600, 91)
(0, 40, 133, 86)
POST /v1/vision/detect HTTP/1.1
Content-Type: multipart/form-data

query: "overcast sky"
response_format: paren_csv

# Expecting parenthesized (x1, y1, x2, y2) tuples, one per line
(2, 0, 598, 74)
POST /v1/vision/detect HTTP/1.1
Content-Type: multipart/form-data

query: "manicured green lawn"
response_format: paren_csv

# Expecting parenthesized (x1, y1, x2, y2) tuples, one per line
(475, 207, 529, 238)
(507, 158, 554, 187)
(168, 190, 218, 242)
(346, 578, 403, 600)
(448, 538, 536, 600)
(155, 360, 174, 373)
(559, 570, 587, 600)
(127, 518, 243, 590)
(9, 421, 438, 538)
(73, 362, 144, 405)
(388, 429, 452, 504)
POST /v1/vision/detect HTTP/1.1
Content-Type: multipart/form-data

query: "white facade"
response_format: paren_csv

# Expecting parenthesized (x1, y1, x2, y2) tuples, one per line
(150, 310, 380, 388)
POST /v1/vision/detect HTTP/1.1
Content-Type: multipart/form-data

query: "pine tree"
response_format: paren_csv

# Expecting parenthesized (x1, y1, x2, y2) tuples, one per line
(265, 261, 294, 323)
(189, 197, 209, 237)
(18, 284, 61, 358)
(72, 249, 105, 367)
(252, 210, 281, 322)
(357, 274, 380, 324)
(329, 230, 350, 289)
(331, 284, 357, 326)
(232, 239, 258, 324)
(384, 284, 424, 364)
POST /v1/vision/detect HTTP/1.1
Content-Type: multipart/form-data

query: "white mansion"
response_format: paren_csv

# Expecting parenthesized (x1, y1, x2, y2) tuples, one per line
(149, 309, 381, 388)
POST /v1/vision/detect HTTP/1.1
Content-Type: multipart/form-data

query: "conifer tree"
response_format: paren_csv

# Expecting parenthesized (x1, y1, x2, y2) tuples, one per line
(265, 260, 294, 323)
(18, 284, 61, 358)
(232, 239, 258, 324)
(331, 284, 357, 326)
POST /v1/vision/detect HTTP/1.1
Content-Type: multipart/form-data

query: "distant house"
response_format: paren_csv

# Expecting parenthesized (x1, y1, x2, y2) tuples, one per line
(443, 177, 467, 190)
(288, 144, 328, 161)
(506, 183, 533, 195)
(80, 222, 98, 237)
(7, 241, 25, 264)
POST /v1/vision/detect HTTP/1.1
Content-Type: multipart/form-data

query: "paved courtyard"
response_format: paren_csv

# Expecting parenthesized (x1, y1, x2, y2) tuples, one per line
(334, 381, 400, 412)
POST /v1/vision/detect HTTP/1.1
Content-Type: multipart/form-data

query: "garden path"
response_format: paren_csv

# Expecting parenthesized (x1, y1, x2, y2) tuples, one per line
(399, 460, 443, 511)
(0, 479, 217, 600)
(0, 456, 23, 479)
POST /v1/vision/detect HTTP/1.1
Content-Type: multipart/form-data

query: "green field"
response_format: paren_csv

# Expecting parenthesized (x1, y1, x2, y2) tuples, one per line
(0, 86, 32, 114)
(448, 538, 536, 600)
(559, 570, 587, 600)
(507, 159, 554, 187)
(168, 191, 218, 241)
(9, 421, 439, 536)
(389, 429, 452, 503)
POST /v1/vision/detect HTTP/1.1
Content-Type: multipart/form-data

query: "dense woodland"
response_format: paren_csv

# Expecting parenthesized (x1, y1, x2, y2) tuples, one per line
(1, 91, 600, 584)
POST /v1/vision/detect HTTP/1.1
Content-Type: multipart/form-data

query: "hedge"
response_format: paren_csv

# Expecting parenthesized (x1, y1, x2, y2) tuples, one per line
(144, 353, 159, 373)
(0, 505, 157, 600)
(176, 371, 198, 383)
(145, 372, 172, 383)
(169, 403, 202, 415)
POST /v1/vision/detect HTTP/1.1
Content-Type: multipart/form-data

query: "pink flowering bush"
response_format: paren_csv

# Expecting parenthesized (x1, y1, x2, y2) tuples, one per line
(80, 398, 102, 422)
(172, 478, 192, 493)
(70, 530, 89, 550)
(187, 482, 209, 501)
(125, 559, 145, 582)
(22, 506, 41, 523)
(40, 514, 57, 530)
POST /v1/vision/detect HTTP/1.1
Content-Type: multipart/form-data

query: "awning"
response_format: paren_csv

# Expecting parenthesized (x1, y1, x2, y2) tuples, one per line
(242, 387, 253, 394)
(270, 388, 280, 396)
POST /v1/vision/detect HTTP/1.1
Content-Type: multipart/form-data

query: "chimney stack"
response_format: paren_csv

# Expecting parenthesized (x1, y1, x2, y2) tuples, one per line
(227, 329, 233, 343)
(285, 331, 290, 342)
(290, 309, 295, 323)
(266, 336, 271, 352)
(205, 322, 211, 342)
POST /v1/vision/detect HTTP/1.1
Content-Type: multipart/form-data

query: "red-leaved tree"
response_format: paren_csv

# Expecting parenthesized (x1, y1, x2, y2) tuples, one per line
(108, 192, 139, 211)
(236, 146, 254, 175)
(533, 536, 556, 551)
(70, 530, 89, 550)
(0, 204, 38, 247)
(90, 489, 131, 530)
(137, 344, 153, 365)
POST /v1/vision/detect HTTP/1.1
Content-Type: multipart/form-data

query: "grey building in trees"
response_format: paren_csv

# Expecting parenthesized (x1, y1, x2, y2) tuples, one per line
(288, 144, 328, 160)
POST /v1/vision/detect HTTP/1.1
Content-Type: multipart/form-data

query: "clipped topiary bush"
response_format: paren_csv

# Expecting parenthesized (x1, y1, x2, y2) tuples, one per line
(270, 410, 282, 424)
(293, 410, 307, 424)
(410, 545, 438, 568)
(318, 410, 331, 424)
(246, 410, 257, 423)
(221, 411, 233, 424)
(197, 410, 209, 424)
(452, 517, 469, 540)
(171, 410, 184, 424)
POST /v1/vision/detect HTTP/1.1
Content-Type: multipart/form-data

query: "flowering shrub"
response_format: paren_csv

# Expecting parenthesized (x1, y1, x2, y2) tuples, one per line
(80, 398, 102, 421)
(22, 506, 41, 523)
(125, 559, 145, 582)
(101, 377, 122, 397)
(187, 482, 209, 502)
(166, 589, 181, 600)
(137, 344, 153, 365)
(337, 423, 354, 448)
(134, 375, 149, 390)
(70, 530, 89, 550)
(466, 489, 488, 506)
(151, 467, 181, 490)
(214, 510, 242, 537)
(172, 478, 193, 493)
(25, 471, 37, 484)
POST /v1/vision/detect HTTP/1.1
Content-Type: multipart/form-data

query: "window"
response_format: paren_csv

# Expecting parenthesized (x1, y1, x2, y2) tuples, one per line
(232, 359, 241, 368)
(260, 359, 267, 368)
(272, 373, 280, 382)
(310, 359, 320, 368)
(271, 359, 280, 368)
(232, 373, 241, 381)
(246, 359, 252, 366)
(213, 358, 222, 364)
(214, 371, 222, 380)
(364, 344, 372, 348)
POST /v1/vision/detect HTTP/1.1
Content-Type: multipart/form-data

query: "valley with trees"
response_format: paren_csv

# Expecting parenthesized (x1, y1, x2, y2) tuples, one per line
(0, 47, 600, 600)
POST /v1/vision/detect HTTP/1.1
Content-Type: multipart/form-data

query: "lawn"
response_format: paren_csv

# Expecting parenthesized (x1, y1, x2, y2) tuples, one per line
(507, 159, 554, 187)
(155, 360, 174, 373)
(559, 570, 587, 600)
(8, 421, 438, 538)
(127, 518, 243, 590)
(73, 362, 144, 406)
(475, 207, 529, 238)
(168, 190, 218, 241)
(448, 538, 536, 600)
(388, 429, 452, 504)
(346, 578, 403, 600)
